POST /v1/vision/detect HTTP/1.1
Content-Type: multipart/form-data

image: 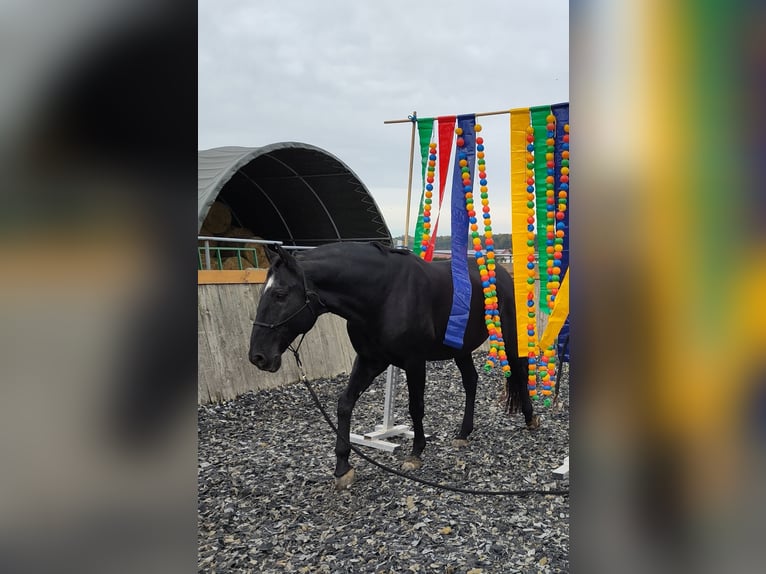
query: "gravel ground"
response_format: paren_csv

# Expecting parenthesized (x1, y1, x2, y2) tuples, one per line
(199, 355, 569, 573)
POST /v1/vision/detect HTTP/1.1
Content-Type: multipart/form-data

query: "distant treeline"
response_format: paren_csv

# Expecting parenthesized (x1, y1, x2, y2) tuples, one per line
(394, 234, 513, 251)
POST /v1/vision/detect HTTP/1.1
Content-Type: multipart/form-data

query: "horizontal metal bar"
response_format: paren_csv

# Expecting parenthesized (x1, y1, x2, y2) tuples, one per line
(198, 236, 282, 245)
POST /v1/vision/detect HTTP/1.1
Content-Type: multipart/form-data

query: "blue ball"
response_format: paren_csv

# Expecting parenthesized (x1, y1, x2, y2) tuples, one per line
(527, 330, 535, 336)
(527, 185, 534, 192)
(489, 277, 496, 284)
(483, 213, 490, 219)
(426, 184, 433, 191)
(423, 216, 430, 222)
(560, 183, 568, 190)
(527, 262, 534, 270)
(547, 168, 554, 176)
(556, 222, 566, 230)
(486, 245, 494, 251)
(527, 144, 534, 152)
(429, 154, 436, 161)
(476, 144, 484, 152)
(527, 300, 534, 307)
(480, 179, 487, 186)
(469, 217, 477, 224)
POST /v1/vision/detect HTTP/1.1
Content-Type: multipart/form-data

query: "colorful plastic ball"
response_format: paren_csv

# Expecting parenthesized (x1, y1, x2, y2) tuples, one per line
(474, 124, 483, 132)
(455, 127, 463, 135)
(556, 212, 565, 220)
(457, 137, 465, 147)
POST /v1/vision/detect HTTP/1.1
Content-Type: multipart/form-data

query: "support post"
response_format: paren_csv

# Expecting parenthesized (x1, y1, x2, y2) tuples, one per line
(349, 365, 428, 452)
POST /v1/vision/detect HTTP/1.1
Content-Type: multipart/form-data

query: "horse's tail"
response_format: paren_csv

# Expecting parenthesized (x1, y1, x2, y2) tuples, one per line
(504, 358, 527, 415)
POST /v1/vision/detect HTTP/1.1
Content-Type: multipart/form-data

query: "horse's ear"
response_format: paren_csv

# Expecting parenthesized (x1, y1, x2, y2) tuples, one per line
(265, 243, 281, 264)
(266, 243, 299, 269)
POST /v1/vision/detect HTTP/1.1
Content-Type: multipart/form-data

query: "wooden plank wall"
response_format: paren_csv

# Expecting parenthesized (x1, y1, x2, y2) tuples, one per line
(198, 283, 357, 404)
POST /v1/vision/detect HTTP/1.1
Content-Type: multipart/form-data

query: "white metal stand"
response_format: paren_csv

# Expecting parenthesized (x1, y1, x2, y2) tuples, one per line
(552, 456, 569, 479)
(349, 365, 420, 452)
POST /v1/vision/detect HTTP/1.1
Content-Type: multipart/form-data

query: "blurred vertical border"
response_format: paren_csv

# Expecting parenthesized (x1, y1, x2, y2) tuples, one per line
(0, 1, 197, 572)
(572, 0, 766, 572)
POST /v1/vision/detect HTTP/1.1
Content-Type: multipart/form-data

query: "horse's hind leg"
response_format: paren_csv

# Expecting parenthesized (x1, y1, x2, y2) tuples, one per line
(452, 354, 478, 447)
(334, 355, 388, 489)
(402, 361, 427, 471)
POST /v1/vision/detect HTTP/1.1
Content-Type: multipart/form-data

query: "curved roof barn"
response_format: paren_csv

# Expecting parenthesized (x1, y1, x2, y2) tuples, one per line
(198, 143, 392, 247)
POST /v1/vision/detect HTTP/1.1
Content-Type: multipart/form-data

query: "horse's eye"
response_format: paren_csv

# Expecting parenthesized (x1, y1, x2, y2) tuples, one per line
(273, 290, 288, 300)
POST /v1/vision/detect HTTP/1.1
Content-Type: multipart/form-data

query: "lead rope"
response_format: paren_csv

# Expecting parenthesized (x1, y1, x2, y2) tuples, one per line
(290, 349, 569, 497)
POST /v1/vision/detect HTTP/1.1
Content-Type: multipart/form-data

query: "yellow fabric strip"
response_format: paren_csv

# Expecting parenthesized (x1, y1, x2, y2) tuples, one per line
(538, 269, 569, 350)
(510, 108, 531, 357)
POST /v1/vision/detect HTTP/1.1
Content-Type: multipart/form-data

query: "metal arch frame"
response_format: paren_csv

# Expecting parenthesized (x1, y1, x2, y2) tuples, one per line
(262, 152, 343, 242)
(234, 169, 297, 245)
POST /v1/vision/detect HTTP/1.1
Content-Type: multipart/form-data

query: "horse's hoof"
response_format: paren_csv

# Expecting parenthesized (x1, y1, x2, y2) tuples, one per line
(402, 456, 422, 471)
(527, 415, 541, 430)
(451, 438, 470, 448)
(334, 468, 355, 491)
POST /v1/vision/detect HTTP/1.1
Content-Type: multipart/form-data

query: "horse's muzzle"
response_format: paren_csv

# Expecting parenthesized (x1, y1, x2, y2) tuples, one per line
(249, 352, 281, 372)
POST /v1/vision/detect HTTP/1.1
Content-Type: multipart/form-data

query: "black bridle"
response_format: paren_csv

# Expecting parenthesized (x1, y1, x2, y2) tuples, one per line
(252, 268, 325, 354)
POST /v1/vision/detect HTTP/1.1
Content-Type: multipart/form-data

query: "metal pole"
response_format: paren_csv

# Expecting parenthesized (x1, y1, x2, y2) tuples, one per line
(382, 365, 398, 429)
(204, 240, 212, 270)
(403, 111, 417, 248)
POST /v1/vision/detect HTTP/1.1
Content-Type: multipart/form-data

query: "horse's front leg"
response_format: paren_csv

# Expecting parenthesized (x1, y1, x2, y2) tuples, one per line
(402, 361, 426, 471)
(334, 355, 388, 490)
(452, 354, 478, 447)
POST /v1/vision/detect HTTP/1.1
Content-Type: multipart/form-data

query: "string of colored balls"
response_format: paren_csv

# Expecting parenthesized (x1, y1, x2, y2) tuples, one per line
(524, 124, 539, 398)
(454, 124, 511, 378)
(419, 142, 437, 258)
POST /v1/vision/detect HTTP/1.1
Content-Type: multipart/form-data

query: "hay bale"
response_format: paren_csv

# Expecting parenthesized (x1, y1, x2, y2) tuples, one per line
(223, 227, 269, 268)
(221, 256, 248, 270)
(202, 201, 232, 234)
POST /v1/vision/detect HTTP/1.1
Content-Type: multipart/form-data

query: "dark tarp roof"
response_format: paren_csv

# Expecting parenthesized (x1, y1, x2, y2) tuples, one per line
(198, 143, 392, 246)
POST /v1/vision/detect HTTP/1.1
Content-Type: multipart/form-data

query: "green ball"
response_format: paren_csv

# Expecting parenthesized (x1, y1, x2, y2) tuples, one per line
(527, 201, 535, 208)
(527, 277, 535, 284)
(543, 398, 551, 407)
(527, 240, 534, 246)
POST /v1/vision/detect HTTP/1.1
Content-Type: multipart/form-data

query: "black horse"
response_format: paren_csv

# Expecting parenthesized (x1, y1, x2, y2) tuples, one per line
(249, 242, 538, 490)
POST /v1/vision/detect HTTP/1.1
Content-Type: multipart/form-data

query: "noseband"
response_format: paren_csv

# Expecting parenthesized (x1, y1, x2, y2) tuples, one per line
(252, 269, 324, 330)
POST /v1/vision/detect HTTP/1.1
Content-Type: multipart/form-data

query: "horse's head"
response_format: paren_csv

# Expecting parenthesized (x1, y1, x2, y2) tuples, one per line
(249, 244, 321, 372)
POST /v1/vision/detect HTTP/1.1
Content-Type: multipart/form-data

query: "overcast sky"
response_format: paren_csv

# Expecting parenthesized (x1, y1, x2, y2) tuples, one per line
(199, 0, 569, 238)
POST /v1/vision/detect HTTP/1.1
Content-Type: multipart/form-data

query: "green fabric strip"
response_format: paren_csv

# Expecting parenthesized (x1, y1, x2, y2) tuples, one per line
(413, 118, 434, 249)
(531, 105, 552, 314)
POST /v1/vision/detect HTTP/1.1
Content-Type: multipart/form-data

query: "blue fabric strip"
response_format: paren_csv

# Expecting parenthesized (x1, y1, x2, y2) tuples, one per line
(552, 103, 570, 362)
(552, 103, 569, 279)
(444, 114, 476, 348)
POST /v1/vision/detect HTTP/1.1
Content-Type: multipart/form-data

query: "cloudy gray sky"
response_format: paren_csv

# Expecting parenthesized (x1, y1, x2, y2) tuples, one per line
(199, 0, 569, 238)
